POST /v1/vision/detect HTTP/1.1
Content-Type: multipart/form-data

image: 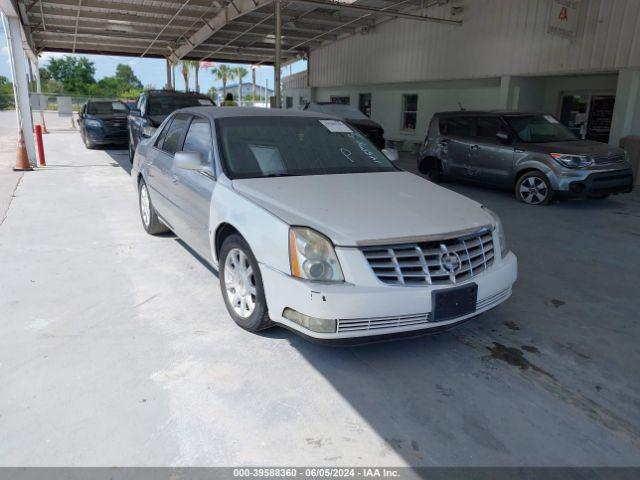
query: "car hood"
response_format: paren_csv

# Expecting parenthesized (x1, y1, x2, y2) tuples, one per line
(525, 140, 625, 156)
(232, 171, 493, 246)
(88, 114, 127, 120)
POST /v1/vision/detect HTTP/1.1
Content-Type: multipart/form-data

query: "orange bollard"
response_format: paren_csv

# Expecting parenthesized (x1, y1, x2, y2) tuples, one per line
(35, 125, 46, 167)
(41, 113, 48, 134)
(13, 129, 33, 171)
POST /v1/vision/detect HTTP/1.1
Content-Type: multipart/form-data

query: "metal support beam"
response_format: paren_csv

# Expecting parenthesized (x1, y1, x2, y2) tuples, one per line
(274, 0, 281, 108)
(290, 0, 462, 25)
(166, 58, 172, 89)
(2, 12, 36, 164)
(169, 0, 273, 63)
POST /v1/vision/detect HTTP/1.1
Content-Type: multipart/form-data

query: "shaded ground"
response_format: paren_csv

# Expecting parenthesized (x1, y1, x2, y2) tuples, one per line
(0, 125, 639, 466)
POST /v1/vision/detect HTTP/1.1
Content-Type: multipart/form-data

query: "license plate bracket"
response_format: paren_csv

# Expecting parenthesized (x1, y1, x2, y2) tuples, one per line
(432, 283, 478, 322)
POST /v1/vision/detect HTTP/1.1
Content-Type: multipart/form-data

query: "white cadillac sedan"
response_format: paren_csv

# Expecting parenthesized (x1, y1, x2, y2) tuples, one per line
(132, 107, 517, 342)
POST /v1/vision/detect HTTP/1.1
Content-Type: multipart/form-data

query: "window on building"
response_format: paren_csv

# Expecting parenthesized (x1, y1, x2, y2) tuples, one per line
(440, 116, 474, 137)
(359, 93, 372, 117)
(285, 96, 293, 109)
(330, 96, 350, 105)
(182, 117, 213, 162)
(401, 94, 418, 131)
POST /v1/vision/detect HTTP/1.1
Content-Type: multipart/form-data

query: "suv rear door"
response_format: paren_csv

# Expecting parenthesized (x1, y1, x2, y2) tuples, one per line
(468, 115, 514, 187)
(438, 115, 476, 179)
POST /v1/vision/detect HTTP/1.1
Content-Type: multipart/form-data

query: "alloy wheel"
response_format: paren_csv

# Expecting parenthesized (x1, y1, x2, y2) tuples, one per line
(140, 183, 151, 227)
(224, 248, 257, 318)
(519, 176, 549, 205)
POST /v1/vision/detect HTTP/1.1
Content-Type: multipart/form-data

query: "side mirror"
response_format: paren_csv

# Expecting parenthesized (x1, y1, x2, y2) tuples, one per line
(174, 151, 204, 171)
(129, 109, 141, 117)
(141, 125, 156, 138)
(382, 148, 399, 162)
(496, 131, 510, 142)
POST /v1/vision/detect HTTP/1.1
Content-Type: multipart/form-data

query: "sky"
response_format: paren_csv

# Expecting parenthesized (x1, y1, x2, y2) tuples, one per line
(0, 20, 307, 97)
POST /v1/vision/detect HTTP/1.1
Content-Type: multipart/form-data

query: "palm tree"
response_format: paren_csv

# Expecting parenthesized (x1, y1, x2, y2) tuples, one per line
(234, 66, 248, 104)
(188, 60, 201, 93)
(179, 60, 190, 92)
(251, 65, 257, 102)
(211, 64, 233, 99)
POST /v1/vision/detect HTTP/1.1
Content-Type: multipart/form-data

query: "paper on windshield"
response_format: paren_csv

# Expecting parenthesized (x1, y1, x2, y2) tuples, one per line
(198, 99, 214, 106)
(319, 119, 352, 133)
(544, 115, 559, 124)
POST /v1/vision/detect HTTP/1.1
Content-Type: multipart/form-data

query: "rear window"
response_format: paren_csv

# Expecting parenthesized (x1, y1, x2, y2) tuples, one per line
(87, 101, 128, 115)
(148, 95, 212, 116)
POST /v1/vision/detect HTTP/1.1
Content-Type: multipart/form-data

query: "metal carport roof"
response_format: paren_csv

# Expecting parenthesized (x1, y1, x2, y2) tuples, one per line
(17, 0, 461, 65)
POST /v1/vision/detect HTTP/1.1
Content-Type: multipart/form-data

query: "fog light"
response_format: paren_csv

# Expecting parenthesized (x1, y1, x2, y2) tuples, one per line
(283, 308, 336, 333)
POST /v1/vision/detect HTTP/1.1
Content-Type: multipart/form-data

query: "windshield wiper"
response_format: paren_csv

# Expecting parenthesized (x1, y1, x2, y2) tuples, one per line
(261, 173, 300, 178)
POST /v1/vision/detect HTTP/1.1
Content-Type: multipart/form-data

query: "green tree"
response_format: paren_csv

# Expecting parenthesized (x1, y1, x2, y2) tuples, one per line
(115, 64, 142, 89)
(0, 76, 14, 110)
(44, 56, 96, 94)
(211, 64, 233, 98)
(206, 86, 218, 102)
(233, 66, 248, 104)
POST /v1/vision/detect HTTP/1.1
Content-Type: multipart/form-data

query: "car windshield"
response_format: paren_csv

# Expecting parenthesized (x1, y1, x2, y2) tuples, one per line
(217, 116, 397, 179)
(505, 114, 578, 143)
(87, 101, 128, 115)
(148, 95, 213, 116)
(307, 104, 368, 120)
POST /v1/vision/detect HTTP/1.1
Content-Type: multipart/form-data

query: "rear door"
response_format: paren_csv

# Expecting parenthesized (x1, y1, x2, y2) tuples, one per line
(171, 115, 216, 261)
(438, 115, 475, 179)
(468, 116, 514, 187)
(146, 114, 190, 228)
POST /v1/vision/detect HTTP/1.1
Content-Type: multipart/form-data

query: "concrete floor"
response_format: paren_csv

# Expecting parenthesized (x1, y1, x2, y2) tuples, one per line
(1, 111, 639, 466)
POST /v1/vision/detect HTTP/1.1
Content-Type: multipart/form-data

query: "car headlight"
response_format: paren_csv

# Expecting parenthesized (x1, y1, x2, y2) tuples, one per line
(482, 207, 508, 258)
(289, 227, 344, 282)
(84, 119, 102, 128)
(550, 153, 593, 168)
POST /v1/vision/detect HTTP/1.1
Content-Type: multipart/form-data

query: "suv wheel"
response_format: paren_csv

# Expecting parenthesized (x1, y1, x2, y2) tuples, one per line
(516, 172, 552, 205)
(219, 234, 273, 332)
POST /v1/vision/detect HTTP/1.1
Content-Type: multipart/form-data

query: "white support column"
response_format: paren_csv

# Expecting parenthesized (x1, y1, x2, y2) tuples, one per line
(2, 12, 36, 164)
(274, 0, 282, 108)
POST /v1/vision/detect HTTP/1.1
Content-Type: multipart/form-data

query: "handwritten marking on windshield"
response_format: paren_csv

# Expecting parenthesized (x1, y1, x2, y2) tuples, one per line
(340, 147, 354, 163)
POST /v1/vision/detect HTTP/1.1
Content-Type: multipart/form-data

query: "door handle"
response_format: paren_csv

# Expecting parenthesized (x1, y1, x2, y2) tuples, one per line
(438, 139, 449, 147)
(470, 144, 480, 151)
(172, 175, 179, 185)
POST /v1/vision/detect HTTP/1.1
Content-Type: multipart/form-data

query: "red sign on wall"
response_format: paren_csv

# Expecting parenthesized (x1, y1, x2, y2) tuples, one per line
(548, 0, 580, 38)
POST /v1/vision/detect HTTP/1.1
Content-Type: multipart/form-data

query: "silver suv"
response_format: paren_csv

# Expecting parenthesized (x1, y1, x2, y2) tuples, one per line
(418, 111, 634, 205)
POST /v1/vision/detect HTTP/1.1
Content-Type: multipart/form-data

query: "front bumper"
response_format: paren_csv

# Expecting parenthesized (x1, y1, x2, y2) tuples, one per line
(261, 251, 517, 340)
(552, 167, 634, 197)
(85, 128, 128, 145)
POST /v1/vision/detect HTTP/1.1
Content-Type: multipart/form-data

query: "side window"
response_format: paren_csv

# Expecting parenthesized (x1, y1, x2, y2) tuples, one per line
(440, 117, 474, 137)
(154, 118, 173, 148)
(182, 117, 213, 163)
(475, 116, 506, 140)
(161, 115, 189, 154)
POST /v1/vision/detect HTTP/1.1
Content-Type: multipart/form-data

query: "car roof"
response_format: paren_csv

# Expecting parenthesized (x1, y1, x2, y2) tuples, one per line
(174, 106, 339, 120)
(145, 89, 210, 98)
(435, 110, 546, 117)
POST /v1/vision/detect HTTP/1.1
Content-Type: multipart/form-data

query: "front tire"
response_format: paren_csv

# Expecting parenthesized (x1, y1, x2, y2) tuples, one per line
(516, 171, 553, 205)
(219, 234, 273, 332)
(138, 179, 168, 235)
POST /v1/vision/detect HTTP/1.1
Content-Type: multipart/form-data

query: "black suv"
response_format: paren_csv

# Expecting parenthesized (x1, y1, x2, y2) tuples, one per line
(128, 90, 215, 161)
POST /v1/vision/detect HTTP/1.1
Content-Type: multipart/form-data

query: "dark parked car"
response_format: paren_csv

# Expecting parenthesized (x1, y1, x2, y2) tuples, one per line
(127, 90, 215, 161)
(78, 100, 130, 149)
(303, 102, 386, 150)
(418, 111, 633, 205)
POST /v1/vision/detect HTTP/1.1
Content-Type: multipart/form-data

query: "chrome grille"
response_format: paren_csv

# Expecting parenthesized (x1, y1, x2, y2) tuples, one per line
(338, 313, 431, 333)
(593, 154, 624, 165)
(477, 287, 512, 310)
(361, 229, 494, 286)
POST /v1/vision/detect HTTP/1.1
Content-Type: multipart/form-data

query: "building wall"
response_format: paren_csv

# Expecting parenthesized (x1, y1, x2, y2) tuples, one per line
(309, 0, 640, 88)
